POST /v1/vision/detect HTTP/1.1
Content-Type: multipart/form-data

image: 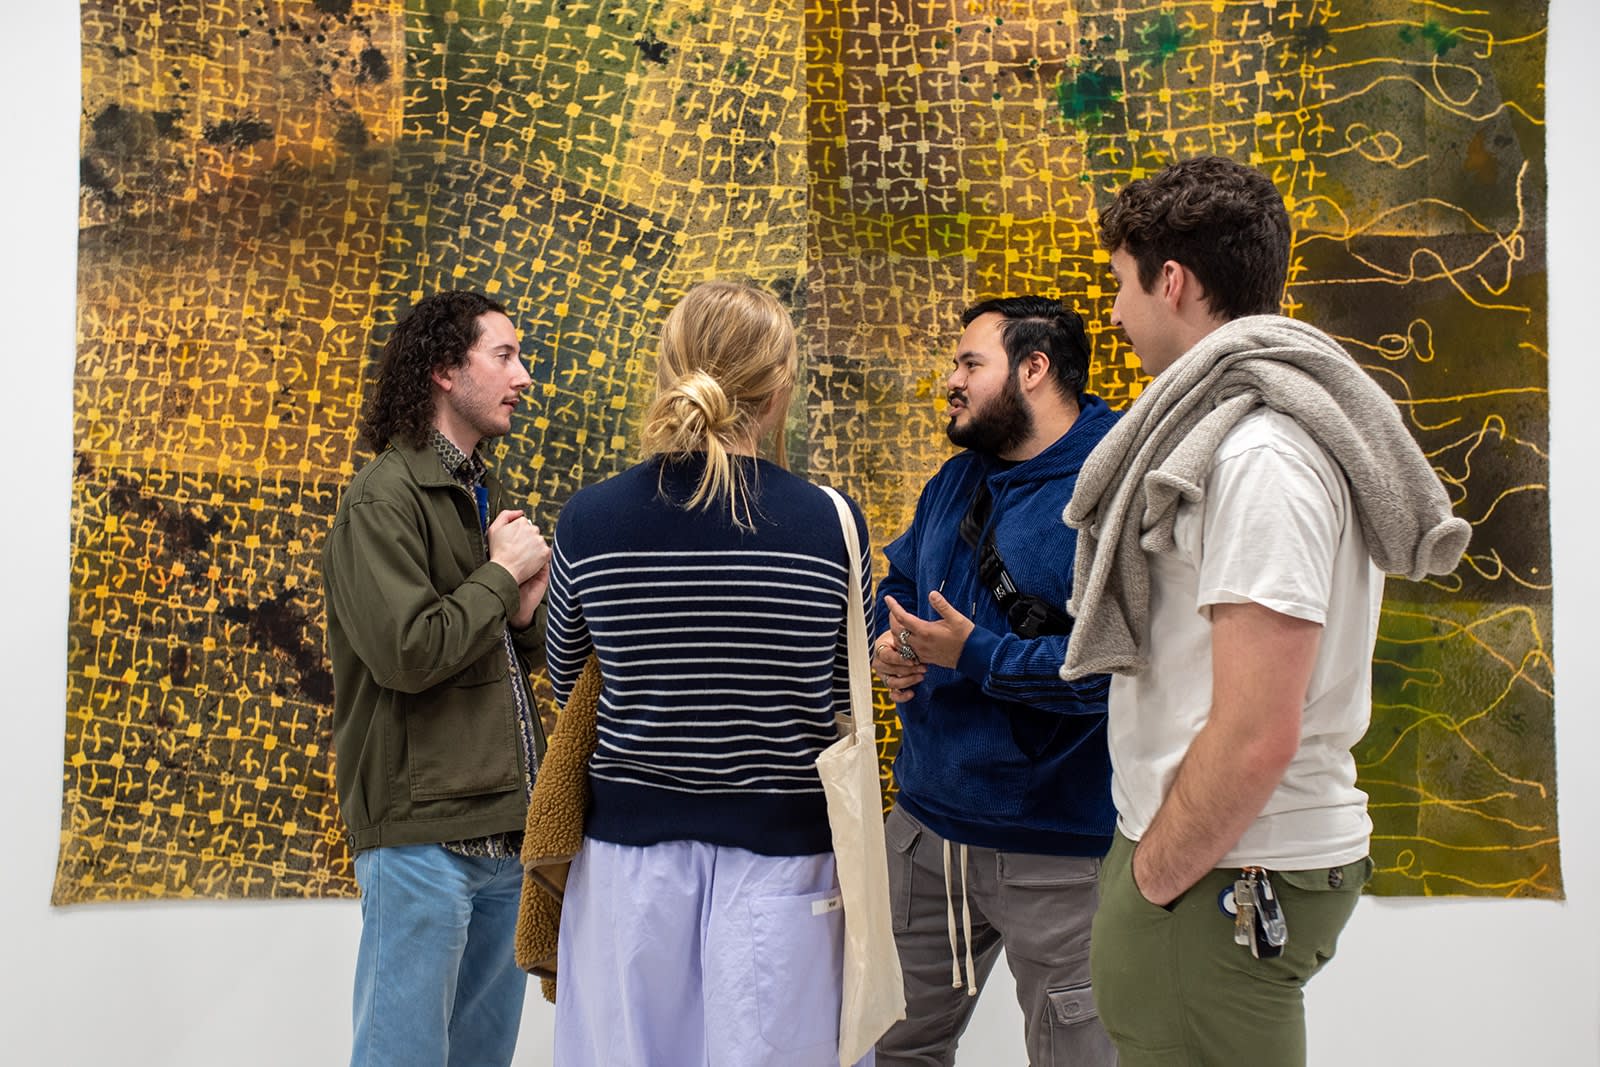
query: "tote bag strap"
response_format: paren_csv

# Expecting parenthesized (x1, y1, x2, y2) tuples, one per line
(820, 486, 874, 747)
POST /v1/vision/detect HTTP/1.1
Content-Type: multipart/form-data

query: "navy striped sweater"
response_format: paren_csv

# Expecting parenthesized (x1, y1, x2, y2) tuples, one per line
(546, 454, 873, 856)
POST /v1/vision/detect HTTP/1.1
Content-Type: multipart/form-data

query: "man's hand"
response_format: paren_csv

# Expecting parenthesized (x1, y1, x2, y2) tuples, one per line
(511, 566, 550, 630)
(872, 628, 927, 703)
(884, 591, 976, 670)
(487, 510, 550, 585)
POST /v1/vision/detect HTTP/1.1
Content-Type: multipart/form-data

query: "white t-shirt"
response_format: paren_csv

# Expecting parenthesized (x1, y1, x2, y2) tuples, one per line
(1108, 408, 1382, 870)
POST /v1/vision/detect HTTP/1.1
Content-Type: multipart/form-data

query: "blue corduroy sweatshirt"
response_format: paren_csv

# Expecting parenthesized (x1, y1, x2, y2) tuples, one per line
(877, 393, 1118, 856)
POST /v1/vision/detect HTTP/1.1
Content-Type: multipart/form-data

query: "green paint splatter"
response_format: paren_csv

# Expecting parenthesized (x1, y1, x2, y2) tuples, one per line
(1399, 19, 1461, 56)
(1137, 13, 1190, 60)
(1055, 67, 1120, 127)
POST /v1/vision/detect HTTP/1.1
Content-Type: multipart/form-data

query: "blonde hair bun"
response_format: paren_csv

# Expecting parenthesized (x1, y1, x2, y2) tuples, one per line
(640, 280, 800, 529)
(643, 368, 740, 452)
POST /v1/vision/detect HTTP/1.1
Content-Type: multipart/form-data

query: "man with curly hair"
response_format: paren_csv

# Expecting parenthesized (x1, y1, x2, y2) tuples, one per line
(322, 290, 552, 1066)
(1068, 157, 1468, 1065)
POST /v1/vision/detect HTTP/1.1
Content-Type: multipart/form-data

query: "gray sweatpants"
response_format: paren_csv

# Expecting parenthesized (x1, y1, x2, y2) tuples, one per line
(876, 806, 1117, 1067)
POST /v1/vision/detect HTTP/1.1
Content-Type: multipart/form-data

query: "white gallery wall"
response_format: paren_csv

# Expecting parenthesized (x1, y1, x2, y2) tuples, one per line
(1, 3, 1594, 1064)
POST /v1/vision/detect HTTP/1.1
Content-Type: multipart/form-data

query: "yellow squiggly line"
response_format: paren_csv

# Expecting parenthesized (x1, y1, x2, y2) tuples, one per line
(1372, 834, 1559, 853)
(1365, 789, 1547, 834)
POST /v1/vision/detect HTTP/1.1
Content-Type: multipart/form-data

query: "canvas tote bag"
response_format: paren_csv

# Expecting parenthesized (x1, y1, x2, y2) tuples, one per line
(818, 486, 907, 1066)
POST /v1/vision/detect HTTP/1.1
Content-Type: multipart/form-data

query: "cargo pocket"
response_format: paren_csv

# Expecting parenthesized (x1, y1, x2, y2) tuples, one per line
(884, 806, 922, 933)
(997, 850, 1099, 888)
(750, 889, 844, 1057)
(1045, 981, 1104, 1062)
(405, 657, 521, 801)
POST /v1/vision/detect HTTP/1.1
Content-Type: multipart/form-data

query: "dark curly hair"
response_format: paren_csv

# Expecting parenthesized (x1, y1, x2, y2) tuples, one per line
(1098, 156, 1290, 320)
(360, 290, 507, 451)
(960, 295, 1090, 401)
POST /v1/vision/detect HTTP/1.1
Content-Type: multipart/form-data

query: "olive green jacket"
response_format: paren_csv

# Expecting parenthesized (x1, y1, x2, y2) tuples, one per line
(322, 440, 547, 852)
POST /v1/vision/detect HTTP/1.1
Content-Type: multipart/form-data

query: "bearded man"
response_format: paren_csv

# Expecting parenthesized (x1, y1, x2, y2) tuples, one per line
(872, 297, 1119, 1066)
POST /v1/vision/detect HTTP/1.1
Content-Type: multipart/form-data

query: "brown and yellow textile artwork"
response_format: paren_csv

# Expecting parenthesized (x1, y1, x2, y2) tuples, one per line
(59, 0, 1554, 903)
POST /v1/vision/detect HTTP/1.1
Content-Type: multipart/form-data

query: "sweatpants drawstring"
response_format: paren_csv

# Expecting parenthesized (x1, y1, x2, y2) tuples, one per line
(941, 838, 978, 996)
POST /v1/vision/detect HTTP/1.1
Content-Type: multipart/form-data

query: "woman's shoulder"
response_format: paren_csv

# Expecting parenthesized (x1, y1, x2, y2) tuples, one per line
(753, 463, 866, 540)
(755, 461, 854, 508)
(557, 459, 660, 525)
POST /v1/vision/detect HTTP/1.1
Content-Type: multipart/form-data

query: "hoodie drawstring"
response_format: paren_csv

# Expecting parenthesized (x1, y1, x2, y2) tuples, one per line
(941, 838, 978, 996)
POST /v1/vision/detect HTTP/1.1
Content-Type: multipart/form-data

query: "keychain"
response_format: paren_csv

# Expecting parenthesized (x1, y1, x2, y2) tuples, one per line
(1219, 868, 1289, 959)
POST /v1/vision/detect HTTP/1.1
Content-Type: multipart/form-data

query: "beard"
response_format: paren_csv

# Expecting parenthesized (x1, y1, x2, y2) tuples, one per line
(946, 371, 1033, 455)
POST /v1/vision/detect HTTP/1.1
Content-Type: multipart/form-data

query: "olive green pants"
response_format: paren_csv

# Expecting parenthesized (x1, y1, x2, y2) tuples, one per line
(1090, 832, 1369, 1066)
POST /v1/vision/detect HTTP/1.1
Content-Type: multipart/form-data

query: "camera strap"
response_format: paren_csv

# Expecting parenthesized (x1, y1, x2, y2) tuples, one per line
(958, 476, 1075, 639)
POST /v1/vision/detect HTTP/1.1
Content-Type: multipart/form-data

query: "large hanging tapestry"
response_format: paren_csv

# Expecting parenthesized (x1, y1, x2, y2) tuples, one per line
(59, 0, 1553, 903)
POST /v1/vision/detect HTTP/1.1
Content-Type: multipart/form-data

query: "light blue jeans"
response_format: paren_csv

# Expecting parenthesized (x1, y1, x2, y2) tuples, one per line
(351, 843, 527, 1067)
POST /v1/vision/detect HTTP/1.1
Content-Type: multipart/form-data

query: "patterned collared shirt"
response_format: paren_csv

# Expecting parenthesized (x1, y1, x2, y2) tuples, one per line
(427, 430, 540, 860)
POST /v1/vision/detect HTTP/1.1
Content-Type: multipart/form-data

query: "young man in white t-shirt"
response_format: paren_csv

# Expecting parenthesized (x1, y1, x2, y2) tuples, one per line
(1072, 157, 1465, 1065)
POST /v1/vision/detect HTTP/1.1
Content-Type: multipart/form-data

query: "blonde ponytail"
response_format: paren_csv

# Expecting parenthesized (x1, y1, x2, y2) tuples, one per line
(641, 280, 799, 529)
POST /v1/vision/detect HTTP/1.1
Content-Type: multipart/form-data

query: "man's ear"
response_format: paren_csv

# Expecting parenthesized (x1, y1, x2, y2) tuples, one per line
(430, 364, 454, 393)
(1161, 259, 1209, 314)
(1019, 350, 1051, 392)
(1157, 260, 1185, 307)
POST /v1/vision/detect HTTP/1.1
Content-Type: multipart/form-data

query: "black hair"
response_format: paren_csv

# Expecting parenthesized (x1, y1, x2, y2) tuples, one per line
(959, 295, 1090, 400)
(360, 290, 507, 451)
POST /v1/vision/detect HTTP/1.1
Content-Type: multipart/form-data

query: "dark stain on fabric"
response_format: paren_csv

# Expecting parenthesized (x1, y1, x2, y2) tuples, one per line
(1291, 24, 1333, 57)
(80, 156, 122, 204)
(107, 477, 224, 556)
(337, 112, 370, 152)
(91, 104, 149, 157)
(356, 45, 390, 84)
(202, 116, 274, 148)
(222, 589, 335, 705)
(152, 108, 184, 139)
(635, 30, 671, 65)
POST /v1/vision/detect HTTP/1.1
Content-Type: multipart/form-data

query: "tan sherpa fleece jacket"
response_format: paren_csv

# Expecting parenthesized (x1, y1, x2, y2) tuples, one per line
(515, 654, 601, 1003)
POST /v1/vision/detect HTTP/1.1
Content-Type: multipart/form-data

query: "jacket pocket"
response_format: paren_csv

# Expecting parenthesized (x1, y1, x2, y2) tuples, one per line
(405, 663, 522, 801)
(448, 652, 508, 688)
(1008, 704, 1067, 759)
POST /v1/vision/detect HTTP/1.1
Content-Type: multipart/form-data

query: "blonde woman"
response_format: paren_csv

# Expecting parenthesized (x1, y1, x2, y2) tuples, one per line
(545, 281, 875, 1065)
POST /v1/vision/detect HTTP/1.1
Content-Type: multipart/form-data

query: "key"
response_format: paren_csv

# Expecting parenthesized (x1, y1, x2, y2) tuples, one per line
(1233, 875, 1255, 947)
